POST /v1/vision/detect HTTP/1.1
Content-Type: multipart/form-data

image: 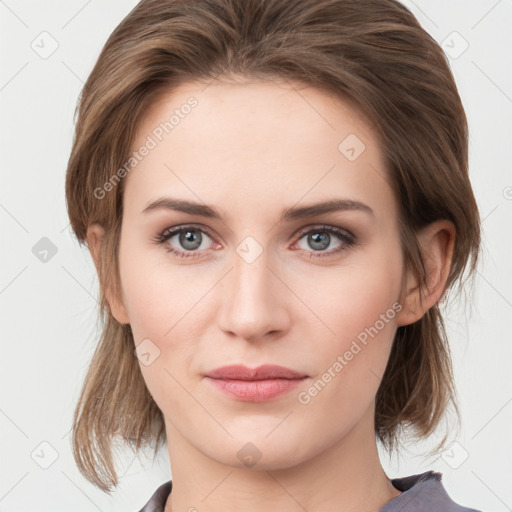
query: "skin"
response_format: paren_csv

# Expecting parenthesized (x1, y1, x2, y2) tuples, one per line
(88, 78, 454, 512)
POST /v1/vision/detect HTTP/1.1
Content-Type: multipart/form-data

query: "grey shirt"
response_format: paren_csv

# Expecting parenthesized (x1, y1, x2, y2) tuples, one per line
(137, 471, 482, 512)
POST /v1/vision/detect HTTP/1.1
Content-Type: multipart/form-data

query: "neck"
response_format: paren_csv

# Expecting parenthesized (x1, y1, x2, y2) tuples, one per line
(164, 406, 400, 512)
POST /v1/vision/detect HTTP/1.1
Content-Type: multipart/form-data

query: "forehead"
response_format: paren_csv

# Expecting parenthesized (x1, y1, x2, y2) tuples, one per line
(123, 79, 394, 224)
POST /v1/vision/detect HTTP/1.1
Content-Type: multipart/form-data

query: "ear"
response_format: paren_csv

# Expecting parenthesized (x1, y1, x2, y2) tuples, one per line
(395, 220, 455, 327)
(86, 223, 130, 325)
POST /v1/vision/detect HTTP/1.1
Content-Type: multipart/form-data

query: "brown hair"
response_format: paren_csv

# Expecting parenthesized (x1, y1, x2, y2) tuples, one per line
(65, 0, 480, 493)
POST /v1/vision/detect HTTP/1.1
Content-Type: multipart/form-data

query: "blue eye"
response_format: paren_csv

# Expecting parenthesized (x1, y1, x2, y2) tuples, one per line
(153, 226, 215, 259)
(294, 225, 356, 258)
(153, 224, 356, 260)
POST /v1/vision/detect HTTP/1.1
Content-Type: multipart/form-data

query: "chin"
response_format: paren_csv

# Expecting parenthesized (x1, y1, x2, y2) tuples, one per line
(203, 430, 312, 471)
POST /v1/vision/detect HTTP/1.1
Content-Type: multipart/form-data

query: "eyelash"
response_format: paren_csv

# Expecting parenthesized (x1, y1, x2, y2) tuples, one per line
(152, 224, 356, 260)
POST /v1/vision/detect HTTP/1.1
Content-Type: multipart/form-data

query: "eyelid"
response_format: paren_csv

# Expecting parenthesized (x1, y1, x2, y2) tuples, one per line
(292, 223, 355, 241)
(160, 223, 216, 239)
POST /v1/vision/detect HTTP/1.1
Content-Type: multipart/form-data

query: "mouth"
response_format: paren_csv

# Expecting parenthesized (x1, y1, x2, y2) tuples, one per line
(204, 364, 309, 402)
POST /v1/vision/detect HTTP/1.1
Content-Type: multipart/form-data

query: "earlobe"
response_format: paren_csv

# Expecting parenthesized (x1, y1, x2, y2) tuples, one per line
(396, 220, 455, 327)
(86, 223, 130, 325)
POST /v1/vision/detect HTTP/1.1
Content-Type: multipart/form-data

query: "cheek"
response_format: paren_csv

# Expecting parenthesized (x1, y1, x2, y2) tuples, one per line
(118, 247, 202, 412)
(292, 245, 404, 401)
(118, 238, 199, 340)
(121, 228, 404, 354)
(294, 247, 404, 344)
(117, 241, 209, 384)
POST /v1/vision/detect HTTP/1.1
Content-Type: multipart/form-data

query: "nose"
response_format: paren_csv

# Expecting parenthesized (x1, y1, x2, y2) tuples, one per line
(216, 246, 291, 343)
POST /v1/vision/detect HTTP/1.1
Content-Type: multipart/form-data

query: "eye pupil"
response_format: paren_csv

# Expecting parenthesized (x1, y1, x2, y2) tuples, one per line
(308, 232, 330, 251)
(180, 229, 202, 250)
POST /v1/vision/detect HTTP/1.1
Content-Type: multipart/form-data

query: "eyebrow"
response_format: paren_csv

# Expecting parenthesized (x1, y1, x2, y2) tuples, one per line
(141, 197, 374, 221)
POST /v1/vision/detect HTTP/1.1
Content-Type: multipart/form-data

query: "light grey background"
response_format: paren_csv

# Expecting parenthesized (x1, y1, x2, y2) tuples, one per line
(1, 1, 511, 511)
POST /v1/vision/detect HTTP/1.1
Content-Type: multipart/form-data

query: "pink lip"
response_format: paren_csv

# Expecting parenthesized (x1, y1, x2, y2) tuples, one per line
(204, 365, 308, 402)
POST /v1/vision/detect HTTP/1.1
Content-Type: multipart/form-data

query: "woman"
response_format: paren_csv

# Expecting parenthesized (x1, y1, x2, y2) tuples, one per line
(65, 0, 482, 510)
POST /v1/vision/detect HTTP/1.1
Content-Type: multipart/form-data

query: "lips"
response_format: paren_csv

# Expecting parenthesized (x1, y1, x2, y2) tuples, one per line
(204, 364, 308, 402)
(205, 364, 308, 380)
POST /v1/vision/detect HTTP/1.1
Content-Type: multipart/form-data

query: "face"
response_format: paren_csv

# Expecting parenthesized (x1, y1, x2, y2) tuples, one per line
(112, 78, 408, 470)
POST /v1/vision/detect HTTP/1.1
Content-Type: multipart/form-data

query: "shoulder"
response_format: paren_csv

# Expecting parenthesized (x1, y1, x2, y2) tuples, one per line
(380, 470, 482, 512)
(136, 480, 172, 512)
